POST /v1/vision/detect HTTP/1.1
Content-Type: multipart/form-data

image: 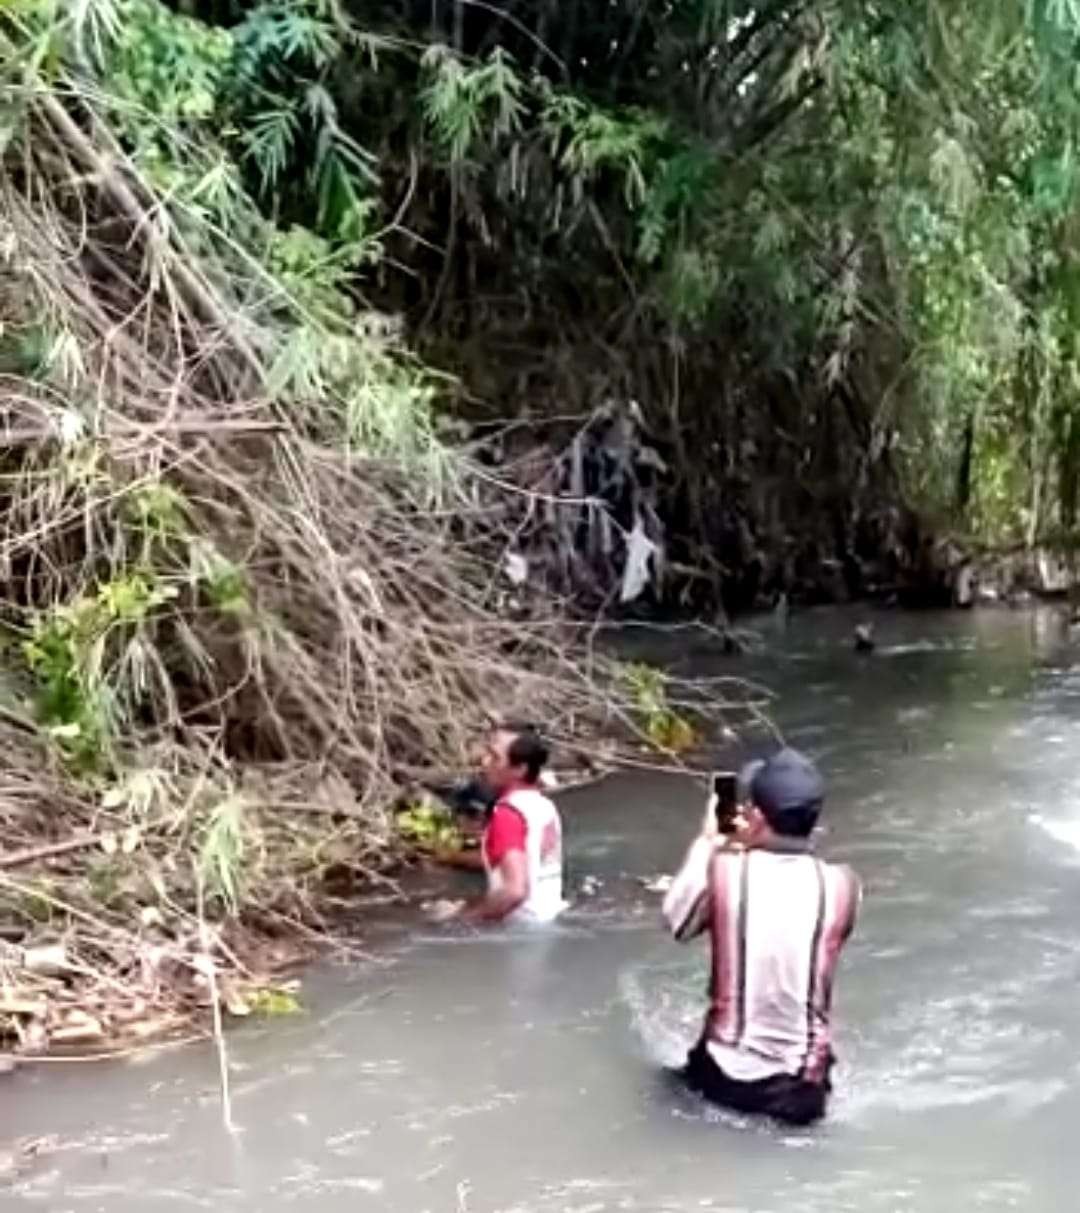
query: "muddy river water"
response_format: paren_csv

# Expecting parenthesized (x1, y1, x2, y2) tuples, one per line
(7, 607, 1080, 1211)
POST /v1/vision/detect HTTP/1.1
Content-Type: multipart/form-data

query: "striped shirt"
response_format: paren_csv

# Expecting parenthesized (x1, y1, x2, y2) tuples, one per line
(663, 836, 860, 1083)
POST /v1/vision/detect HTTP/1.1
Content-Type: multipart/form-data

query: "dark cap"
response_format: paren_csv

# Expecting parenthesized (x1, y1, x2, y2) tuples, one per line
(740, 747, 824, 829)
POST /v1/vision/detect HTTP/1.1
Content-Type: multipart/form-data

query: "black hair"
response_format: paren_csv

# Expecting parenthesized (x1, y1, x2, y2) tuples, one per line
(496, 720, 549, 783)
(760, 800, 821, 838)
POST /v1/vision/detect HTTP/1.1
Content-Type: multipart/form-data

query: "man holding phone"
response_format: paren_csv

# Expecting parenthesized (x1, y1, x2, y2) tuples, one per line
(662, 748, 860, 1125)
(710, 770, 741, 835)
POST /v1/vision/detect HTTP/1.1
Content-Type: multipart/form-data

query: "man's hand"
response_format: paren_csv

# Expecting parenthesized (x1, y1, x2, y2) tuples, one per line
(700, 792, 751, 854)
(423, 898, 466, 923)
(725, 809, 752, 850)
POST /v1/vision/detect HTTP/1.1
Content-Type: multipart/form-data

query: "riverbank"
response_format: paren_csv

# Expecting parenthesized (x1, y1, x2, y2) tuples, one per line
(0, 780, 398, 1064)
(0, 665, 748, 1068)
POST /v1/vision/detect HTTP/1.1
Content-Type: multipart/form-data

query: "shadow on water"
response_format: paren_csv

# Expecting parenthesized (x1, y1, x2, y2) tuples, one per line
(6, 607, 1080, 1211)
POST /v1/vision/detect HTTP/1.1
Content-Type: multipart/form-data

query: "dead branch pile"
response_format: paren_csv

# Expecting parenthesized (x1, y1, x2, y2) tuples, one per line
(0, 71, 763, 1058)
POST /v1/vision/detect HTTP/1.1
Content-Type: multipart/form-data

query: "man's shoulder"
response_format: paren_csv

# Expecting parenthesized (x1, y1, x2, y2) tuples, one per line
(484, 802, 528, 860)
(822, 857, 861, 885)
(834, 861, 862, 898)
(814, 856, 862, 918)
(746, 848, 859, 889)
(501, 787, 559, 819)
(708, 844, 746, 881)
(489, 799, 527, 826)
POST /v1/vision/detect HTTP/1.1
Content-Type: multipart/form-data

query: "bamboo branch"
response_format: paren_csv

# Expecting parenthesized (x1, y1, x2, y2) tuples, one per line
(195, 866, 236, 1136)
(0, 834, 97, 870)
(36, 93, 265, 382)
(0, 420, 286, 447)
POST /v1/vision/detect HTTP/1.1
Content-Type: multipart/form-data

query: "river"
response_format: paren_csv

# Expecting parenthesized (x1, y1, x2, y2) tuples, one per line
(5, 607, 1080, 1211)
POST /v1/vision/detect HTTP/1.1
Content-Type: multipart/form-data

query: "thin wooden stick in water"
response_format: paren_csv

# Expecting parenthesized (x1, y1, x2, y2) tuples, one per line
(194, 865, 236, 1134)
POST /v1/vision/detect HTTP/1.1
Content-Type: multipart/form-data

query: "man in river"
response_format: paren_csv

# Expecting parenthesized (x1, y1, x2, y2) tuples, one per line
(662, 748, 860, 1125)
(435, 722, 567, 925)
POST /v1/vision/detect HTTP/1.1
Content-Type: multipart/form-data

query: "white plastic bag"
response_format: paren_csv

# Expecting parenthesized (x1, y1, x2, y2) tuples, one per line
(620, 515, 656, 603)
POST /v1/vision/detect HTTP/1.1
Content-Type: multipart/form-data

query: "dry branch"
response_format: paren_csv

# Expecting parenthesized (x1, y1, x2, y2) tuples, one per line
(0, 66, 763, 1057)
(0, 834, 97, 870)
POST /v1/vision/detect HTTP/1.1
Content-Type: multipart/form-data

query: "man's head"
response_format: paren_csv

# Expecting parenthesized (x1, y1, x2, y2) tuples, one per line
(737, 747, 824, 843)
(480, 721, 549, 796)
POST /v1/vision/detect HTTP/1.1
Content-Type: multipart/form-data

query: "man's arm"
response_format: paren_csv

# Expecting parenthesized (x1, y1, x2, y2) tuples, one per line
(838, 863, 862, 941)
(661, 786, 735, 941)
(461, 849, 527, 922)
(432, 846, 485, 872)
(662, 834, 718, 941)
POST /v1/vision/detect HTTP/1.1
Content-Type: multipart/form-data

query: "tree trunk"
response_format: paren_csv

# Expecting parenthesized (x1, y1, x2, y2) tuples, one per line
(955, 407, 975, 516)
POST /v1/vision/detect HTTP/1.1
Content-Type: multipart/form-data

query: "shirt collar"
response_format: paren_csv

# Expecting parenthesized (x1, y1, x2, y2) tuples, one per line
(498, 778, 537, 800)
(752, 834, 813, 855)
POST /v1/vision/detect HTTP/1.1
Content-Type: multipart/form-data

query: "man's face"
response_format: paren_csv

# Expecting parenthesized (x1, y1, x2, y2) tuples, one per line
(480, 729, 520, 796)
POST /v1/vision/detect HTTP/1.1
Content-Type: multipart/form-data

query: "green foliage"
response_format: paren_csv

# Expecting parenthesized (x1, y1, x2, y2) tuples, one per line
(198, 793, 248, 914)
(543, 92, 668, 209)
(228, 0, 377, 241)
(83, 0, 452, 479)
(396, 797, 464, 851)
(23, 573, 178, 770)
(247, 984, 302, 1017)
(619, 663, 698, 753)
(198, 551, 251, 617)
(266, 224, 367, 320)
(124, 482, 190, 550)
(131, 0, 1080, 555)
(16, 0, 1080, 594)
(422, 45, 526, 161)
(106, 0, 232, 131)
(0, 324, 53, 379)
(637, 147, 718, 265)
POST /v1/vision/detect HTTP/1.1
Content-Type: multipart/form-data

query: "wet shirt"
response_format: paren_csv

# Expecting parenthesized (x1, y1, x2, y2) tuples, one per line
(663, 837, 860, 1083)
(483, 785, 567, 924)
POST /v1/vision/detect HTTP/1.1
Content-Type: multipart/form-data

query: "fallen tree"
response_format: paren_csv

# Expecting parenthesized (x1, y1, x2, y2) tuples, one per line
(0, 2, 762, 1058)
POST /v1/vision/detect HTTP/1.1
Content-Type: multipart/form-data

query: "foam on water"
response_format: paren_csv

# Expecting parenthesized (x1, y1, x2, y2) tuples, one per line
(1030, 811, 1080, 857)
(617, 958, 701, 1070)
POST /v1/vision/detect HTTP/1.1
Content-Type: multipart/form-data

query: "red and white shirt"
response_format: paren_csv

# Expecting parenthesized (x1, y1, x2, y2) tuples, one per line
(663, 837, 859, 1083)
(483, 784, 566, 923)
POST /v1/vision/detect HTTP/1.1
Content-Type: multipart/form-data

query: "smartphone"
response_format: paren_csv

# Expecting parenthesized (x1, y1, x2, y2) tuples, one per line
(712, 771, 739, 834)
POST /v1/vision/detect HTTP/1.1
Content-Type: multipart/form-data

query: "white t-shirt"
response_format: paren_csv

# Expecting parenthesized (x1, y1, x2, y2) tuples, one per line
(664, 836, 859, 1082)
(483, 786, 567, 924)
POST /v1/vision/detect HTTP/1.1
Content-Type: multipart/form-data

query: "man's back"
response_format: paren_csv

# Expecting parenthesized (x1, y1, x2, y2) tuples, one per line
(664, 747, 859, 1124)
(704, 848, 859, 1082)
